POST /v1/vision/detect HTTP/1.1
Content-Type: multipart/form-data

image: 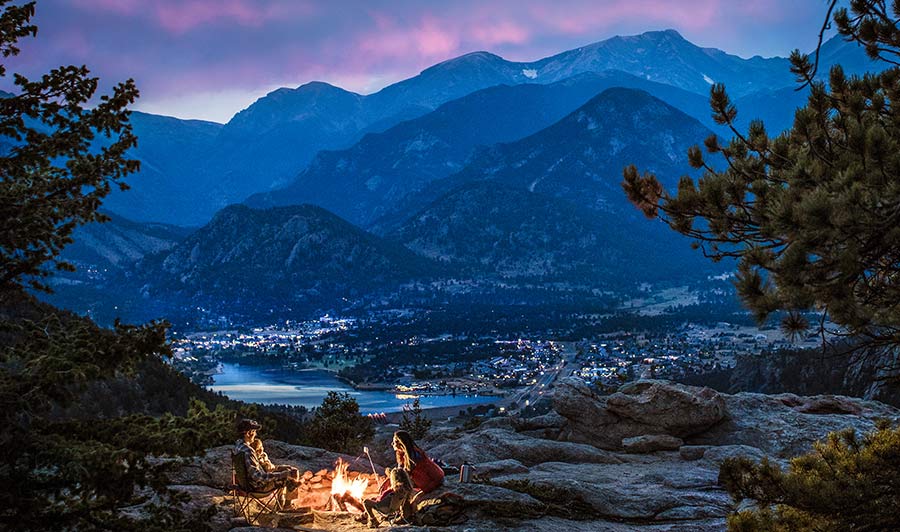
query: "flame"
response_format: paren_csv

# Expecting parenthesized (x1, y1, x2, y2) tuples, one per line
(330, 458, 369, 502)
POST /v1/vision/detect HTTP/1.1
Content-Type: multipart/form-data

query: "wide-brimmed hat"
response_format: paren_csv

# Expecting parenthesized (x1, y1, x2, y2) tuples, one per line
(236, 418, 262, 434)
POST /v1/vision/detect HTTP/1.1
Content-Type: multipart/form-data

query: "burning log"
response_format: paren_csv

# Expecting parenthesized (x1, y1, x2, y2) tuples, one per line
(294, 457, 378, 513)
(323, 491, 366, 513)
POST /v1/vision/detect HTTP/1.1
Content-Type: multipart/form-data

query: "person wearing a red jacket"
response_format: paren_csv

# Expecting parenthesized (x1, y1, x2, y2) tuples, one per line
(362, 430, 445, 526)
(392, 430, 444, 494)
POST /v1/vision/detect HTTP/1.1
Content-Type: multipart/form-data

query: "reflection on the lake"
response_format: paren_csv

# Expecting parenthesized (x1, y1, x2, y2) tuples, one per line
(209, 363, 497, 413)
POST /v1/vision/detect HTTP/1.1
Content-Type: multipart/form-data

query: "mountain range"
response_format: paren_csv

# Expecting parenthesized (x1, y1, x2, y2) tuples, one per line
(245, 71, 715, 226)
(374, 87, 717, 235)
(53, 88, 723, 322)
(102, 30, 878, 227)
(35, 29, 886, 321)
(130, 204, 438, 317)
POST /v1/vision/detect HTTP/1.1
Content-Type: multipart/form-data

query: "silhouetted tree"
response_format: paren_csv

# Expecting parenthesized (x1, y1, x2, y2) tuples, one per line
(0, 2, 270, 529)
(0, 2, 138, 293)
(399, 397, 432, 439)
(306, 391, 375, 454)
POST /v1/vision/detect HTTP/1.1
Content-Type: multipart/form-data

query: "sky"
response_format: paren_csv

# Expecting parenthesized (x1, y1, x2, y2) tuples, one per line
(3, 0, 837, 123)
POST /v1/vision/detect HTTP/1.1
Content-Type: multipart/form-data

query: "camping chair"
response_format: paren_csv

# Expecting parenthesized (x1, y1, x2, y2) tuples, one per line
(227, 450, 286, 526)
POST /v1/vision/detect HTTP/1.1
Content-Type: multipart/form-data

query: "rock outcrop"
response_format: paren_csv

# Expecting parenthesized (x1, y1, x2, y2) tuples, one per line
(166, 379, 900, 531)
(553, 378, 726, 450)
(427, 427, 622, 467)
(689, 391, 900, 457)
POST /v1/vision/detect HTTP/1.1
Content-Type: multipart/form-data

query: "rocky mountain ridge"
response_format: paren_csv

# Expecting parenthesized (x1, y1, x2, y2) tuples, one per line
(375, 87, 716, 237)
(389, 181, 715, 285)
(246, 71, 715, 226)
(133, 204, 440, 318)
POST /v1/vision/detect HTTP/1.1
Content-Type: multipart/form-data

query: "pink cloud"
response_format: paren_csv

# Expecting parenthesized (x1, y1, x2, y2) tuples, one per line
(471, 21, 531, 46)
(67, 0, 316, 35)
(357, 13, 461, 61)
(24, 0, 830, 123)
(414, 17, 460, 56)
(529, 0, 718, 35)
(154, 1, 263, 34)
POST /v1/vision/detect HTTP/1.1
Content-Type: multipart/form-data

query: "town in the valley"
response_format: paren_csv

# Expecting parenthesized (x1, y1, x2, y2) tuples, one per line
(172, 302, 822, 413)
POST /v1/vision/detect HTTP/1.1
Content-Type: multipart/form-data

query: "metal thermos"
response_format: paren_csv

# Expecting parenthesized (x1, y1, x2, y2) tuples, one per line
(459, 463, 474, 483)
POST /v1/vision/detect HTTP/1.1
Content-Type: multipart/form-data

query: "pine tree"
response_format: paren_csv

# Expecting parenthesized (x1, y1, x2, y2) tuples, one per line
(622, 0, 900, 352)
(0, 2, 139, 293)
(719, 421, 900, 531)
(399, 397, 432, 440)
(306, 391, 375, 454)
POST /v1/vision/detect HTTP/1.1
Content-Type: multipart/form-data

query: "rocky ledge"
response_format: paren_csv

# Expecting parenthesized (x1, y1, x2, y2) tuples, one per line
(166, 379, 900, 531)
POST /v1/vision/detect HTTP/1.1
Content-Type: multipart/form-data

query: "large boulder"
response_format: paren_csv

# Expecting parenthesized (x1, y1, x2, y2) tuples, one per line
(553, 379, 726, 450)
(606, 380, 727, 435)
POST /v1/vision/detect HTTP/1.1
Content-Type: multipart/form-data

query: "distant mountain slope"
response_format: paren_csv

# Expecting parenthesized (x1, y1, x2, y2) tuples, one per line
(61, 212, 191, 271)
(248, 71, 714, 226)
(102, 112, 223, 223)
(732, 85, 809, 135)
(39, 212, 191, 324)
(390, 182, 713, 284)
(530, 29, 793, 97)
(816, 34, 884, 77)
(377, 87, 715, 235)
(136, 204, 440, 312)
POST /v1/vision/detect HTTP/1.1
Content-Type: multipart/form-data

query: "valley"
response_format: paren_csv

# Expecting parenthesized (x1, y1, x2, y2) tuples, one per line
(169, 283, 817, 415)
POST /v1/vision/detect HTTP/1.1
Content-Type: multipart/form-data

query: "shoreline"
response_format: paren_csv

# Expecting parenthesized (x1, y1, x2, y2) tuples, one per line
(381, 401, 502, 423)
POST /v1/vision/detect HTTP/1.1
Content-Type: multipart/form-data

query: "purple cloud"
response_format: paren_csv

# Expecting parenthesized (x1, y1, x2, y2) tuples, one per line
(3, 0, 829, 122)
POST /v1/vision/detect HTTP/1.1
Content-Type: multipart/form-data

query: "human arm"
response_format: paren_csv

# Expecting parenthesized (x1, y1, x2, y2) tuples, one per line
(242, 448, 294, 487)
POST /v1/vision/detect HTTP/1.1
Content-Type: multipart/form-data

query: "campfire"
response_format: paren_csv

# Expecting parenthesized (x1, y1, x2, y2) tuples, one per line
(291, 458, 380, 513)
(326, 458, 369, 512)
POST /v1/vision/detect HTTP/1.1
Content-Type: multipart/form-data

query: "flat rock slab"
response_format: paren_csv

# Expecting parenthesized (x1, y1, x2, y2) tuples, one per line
(493, 458, 733, 522)
(473, 458, 530, 478)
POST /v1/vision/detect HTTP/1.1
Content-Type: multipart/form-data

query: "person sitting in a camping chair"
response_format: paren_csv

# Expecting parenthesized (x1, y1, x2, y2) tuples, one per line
(233, 419, 301, 508)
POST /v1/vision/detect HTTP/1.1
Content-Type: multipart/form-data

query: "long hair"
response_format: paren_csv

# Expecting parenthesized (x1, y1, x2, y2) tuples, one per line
(393, 430, 418, 470)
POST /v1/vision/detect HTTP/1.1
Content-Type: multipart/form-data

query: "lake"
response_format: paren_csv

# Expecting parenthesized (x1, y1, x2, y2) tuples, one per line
(208, 362, 498, 414)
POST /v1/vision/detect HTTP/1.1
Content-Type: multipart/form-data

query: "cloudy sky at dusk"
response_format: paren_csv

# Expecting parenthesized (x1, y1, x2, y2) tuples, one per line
(5, 0, 836, 122)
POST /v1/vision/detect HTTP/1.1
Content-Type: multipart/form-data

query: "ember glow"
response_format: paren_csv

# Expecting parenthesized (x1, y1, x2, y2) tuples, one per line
(330, 458, 369, 506)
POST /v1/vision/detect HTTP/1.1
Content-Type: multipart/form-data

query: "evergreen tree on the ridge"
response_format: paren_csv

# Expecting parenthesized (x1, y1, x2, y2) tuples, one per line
(719, 421, 900, 531)
(622, 0, 900, 355)
(400, 396, 432, 440)
(306, 391, 375, 454)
